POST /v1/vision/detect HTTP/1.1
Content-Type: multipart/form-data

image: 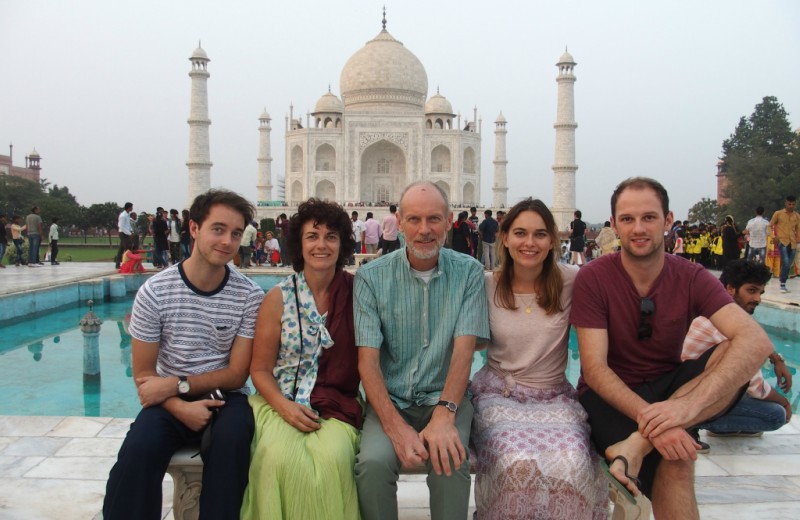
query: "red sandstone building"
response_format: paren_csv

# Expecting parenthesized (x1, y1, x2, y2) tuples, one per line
(0, 144, 42, 183)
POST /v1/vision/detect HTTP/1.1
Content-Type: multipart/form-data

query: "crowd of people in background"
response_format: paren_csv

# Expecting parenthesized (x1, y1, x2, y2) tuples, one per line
(0, 206, 61, 267)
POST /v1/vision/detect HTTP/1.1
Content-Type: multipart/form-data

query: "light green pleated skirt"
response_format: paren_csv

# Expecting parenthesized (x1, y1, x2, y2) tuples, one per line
(240, 394, 361, 520)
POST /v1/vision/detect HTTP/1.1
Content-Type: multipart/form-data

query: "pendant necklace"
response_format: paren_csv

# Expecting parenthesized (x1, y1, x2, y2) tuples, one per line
(517, 292, 537, 314)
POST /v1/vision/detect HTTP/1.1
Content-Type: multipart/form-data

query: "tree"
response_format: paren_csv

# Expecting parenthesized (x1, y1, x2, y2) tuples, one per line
(0, 175, 46, 217)
(688, 197, 720, 224)
(86, 202, 121, 245)
(720, 96, 800, 224)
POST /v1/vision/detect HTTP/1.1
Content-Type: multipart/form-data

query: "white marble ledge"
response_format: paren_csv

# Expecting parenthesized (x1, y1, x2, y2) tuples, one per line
(0, 416, 64, 436)
(698, 501, 800, 519)
(0, 455, 46, 478)
(24, 455, 116, 480)
(2, 436, 70, 457)
(96, 418, 134, 438)
(0, 436, 18, 452)
(0, 477, 108, 520)
(707, 454, 800, 476)
(55, 437, 124, 457)
(698, 433, 800, 456)
(695, 475, 800, 504)
(694, 456, 730, 477)
(47, 416, 112, 438)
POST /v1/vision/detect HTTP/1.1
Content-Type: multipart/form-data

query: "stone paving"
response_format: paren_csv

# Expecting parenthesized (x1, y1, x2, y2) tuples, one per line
(1, 262, 799, 519)
(1, 415, 798, 519)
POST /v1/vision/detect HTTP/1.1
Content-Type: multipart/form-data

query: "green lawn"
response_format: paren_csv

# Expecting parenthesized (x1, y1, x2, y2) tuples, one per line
(56, 246, 118, 262)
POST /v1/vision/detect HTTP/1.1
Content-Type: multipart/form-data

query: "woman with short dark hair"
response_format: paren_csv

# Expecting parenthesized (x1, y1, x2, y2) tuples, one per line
(241, 198, 360, 520)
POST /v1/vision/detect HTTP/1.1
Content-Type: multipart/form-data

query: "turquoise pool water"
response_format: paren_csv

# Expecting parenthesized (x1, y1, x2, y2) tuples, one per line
(2, 290, 797, 417)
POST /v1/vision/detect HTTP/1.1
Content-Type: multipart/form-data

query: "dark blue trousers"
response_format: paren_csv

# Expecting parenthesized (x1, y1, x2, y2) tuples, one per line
(103, 392, 254, 520)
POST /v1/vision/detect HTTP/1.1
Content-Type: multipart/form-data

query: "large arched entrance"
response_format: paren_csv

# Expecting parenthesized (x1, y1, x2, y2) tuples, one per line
(360, 140, 407, 203)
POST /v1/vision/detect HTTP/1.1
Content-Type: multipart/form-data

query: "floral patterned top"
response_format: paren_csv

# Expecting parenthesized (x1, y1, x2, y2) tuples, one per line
(273, 272, 334, 408)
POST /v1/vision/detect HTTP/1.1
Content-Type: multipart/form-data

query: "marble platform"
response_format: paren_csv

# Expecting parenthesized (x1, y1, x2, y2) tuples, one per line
(0, 415, 799, 519)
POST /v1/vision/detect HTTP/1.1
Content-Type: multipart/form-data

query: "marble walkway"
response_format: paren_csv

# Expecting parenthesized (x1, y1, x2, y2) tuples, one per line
(0, 414, 799, 519)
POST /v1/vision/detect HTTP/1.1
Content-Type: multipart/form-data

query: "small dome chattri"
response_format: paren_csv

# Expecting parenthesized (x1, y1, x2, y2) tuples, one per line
(29, 148, 40, 157)
(191, 46, 208, 60)
(259, 109, 271, 120)
(495, 112, 507, 123)
(314, 91, 344, 113)
(424, 93, 454, 115)
(558, 50, 575, 64)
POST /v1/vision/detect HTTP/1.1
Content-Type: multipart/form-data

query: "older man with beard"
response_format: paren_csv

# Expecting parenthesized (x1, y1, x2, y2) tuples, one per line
(354, 181, 489, 520)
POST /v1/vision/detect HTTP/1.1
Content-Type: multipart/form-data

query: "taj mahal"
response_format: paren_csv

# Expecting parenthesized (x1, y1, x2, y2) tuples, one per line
(186, 13, 579, 229)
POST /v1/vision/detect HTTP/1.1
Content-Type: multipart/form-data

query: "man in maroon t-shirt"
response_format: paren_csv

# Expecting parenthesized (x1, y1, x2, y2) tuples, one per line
(570, 177, 772, 518)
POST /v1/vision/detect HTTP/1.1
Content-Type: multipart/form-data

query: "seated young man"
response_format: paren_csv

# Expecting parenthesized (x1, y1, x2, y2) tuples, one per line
(571, 177, 772, 519)
(103, 189, 264, 520)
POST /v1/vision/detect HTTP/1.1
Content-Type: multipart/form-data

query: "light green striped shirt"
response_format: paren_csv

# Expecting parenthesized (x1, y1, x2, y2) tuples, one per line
(355, 247, 489, 408)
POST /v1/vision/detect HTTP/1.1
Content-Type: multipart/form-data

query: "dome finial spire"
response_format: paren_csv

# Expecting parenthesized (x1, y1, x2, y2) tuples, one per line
(328, 83, 331, 93)
(382, 5, 387, 30)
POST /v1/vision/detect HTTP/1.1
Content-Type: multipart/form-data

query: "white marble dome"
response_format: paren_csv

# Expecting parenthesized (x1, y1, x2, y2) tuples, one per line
(314, 91, 344, 113)
(424, 93, 453, 115)
(259, 109, 271, 120)
(340, 29, 428, 111)
(191, 46, 208, 60)
(558, 50, 575, 64)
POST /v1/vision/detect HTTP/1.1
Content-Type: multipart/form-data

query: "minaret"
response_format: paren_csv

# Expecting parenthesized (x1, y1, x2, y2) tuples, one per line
(551, 49, 578, 232)
(257, 109, 273, 203)
(186, 43, 212, 206)
(492, 112, 508, 208)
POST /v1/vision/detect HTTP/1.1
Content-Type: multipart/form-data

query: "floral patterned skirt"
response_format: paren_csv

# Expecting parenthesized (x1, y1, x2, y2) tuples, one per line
(470, 367, 608, 520)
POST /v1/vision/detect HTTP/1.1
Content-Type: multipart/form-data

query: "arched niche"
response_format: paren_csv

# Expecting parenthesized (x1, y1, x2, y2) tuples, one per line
(431, 145, 451, 173)
(462, 182, 476, 205)
(315, 143, 336, 171)
(291, 180, 304, 203)
(463, 147, 476, 174)
(291, 145, 303, 172)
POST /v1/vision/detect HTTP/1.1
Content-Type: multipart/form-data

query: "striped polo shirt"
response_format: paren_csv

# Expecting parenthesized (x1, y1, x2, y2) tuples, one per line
(128, 263, 264, 391)
(355, 247, 489, 408)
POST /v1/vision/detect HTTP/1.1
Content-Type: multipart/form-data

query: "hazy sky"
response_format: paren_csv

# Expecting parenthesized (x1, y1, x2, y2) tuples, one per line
(2, 0, 798, 223)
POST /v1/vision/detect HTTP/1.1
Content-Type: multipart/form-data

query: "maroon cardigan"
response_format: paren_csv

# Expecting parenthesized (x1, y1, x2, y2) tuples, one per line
(309, 270, 363, 428)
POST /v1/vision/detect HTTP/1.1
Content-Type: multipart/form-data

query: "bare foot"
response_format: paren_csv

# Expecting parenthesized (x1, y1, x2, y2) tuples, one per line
(605, 431, 653, 496)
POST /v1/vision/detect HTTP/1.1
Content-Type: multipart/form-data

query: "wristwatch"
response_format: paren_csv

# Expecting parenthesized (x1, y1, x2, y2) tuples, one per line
(177, 376, 191, 396)
(437, 400, 458, 413)
(770, 353, 785, 364)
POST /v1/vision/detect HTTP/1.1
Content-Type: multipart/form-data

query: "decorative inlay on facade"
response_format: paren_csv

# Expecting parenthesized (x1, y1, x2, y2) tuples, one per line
(359, 132, 409, 152)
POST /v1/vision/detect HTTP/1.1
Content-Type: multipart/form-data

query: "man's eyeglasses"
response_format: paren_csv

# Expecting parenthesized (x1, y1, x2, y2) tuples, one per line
(638, 298, 655, 340)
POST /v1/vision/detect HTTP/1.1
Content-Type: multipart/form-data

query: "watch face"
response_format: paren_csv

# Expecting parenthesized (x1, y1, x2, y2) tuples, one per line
(438, 400, 457, 412)
(178, 380, 190, 394)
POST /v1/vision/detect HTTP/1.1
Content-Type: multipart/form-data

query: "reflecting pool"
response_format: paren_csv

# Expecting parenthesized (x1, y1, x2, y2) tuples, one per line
(2, 295, 797, 417)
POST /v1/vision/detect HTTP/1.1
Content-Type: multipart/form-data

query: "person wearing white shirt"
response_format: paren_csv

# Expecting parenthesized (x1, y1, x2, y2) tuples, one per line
(49, 217, 60, 265)
(115, 202, 133, 269)
(350, 211, 366, 264)
(744, 206, 770, 263)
